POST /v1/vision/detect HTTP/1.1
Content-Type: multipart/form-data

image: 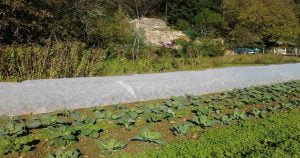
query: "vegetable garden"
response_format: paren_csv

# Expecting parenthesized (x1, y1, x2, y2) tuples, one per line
(1, 80, 300, 158)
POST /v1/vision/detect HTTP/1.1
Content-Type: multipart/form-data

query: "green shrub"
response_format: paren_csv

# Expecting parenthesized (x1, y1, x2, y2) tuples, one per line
(182, 39, 225, 57)
(175, 19, 191, 30)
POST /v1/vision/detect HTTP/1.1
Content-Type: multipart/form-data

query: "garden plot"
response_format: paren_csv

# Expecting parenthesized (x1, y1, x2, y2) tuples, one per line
(0, 80, 300, 158)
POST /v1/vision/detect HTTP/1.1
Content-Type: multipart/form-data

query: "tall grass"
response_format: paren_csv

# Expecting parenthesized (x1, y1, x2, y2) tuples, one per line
(1, 43, 299, 82)
(0, 42, 106, 82)
(94, 54, 300, 76)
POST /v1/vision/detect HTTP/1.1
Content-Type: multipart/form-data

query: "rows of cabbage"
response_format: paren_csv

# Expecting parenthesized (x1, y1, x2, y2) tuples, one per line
(0, 80, 299, 157)
(121, 109, 300, 158)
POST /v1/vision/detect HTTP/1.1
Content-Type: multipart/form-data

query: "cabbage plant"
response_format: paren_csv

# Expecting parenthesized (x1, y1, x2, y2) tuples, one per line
(131, 128, 163, 144)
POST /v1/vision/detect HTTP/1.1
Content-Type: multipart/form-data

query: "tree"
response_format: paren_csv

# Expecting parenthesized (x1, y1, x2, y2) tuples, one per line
(0, 0, 53, 44)
(0, 0, 119, 46)
(223, 0, 299, 47)
(104, 0, 163, 18)
(162, 0, 222, 38)
(229, 26, 261, 47)
(193, 8, 223, 37)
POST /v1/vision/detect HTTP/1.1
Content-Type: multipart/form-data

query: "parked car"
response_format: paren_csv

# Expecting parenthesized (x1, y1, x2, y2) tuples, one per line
(234, 48, 262, 54)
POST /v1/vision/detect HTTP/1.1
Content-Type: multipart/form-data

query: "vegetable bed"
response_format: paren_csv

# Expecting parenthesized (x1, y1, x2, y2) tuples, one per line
(1, 80, 300, 158)
(123, 109, 300, 158)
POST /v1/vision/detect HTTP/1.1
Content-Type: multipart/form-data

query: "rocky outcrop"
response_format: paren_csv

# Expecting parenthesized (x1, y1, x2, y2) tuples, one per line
(131, 18, 189, 46)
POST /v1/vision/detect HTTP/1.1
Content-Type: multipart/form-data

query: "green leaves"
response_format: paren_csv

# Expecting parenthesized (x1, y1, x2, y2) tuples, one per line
(70, 112, 88, 123)
(0, 117, 26, 136)
(248, 109, 267, 118)
(0, 135, 36, 155)
(113, 108, 142, 128)
(45, 149, 82, 158)
(195, 106, 210, 116)
(45, 126, 79, 147)
(164, 96, 188, 110)
(116, 118, 135, 128)
(95, 139, 127, 155)
(27, 114, 66, 129)
(219, 115, 233, 125)
(94, 110, 112, 120)
(131, 128, 164, 144)
(232, 111, 248, 121)
(76, 123, 102, 139)
(172, 123, 192, 136)
(191, 115, 218, 128)
(146, 106, 175, 123)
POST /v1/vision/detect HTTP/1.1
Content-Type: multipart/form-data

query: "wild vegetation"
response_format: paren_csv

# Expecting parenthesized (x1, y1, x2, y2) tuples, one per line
(1, 0, 299, 81)
(0, 80, 299, 157)
(1, 46, 300, 82)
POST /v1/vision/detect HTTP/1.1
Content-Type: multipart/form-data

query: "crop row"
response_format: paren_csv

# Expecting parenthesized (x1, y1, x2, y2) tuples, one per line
(0, 80, 299, 157)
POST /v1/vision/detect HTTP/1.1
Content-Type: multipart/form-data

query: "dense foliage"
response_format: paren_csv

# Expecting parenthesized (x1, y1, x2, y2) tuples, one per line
(0, 0, 132, 48)
(1, 0, 299, 81)
(223, 0, 299, 47)
(164, 0, 223, 38)
(1, 0, 299, 47)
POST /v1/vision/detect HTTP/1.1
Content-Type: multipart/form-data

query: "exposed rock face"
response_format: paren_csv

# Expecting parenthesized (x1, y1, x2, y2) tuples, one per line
(131, 17, 189, 46)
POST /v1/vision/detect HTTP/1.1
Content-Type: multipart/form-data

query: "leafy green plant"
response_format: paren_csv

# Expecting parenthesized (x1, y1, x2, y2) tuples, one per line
(0, 135, 36, 155)
(146, 113, 165, 123)
(131, 128, 163, 144)
(95, 139, 127, 155)
(76, 123, 102, 139)
(194, 106, 210, 116)
(164, 96, 188, 109)
(147, 110, 175, 123)
(0, 117, 26, 136)
(45, 149, 82, 158)
(146, 106, 175, 123)
(113, 104, 126, 110)
(191, 115, 218, 128)
(45, 126, 79, 147)
(219, 115, 234, 125)
(70, 112, 88, 123)
(27, 114, 66, 129)
(266, 106, 280, 113)
(186, 94, 201, 106)
(281, 103, 296, 110)
(48, 136, 77, 147)
(248, 109, 267, 118)
(208, 103, 223, 113)
(231, 111, 248, 121)
(113, 108, 142, 128)
(116, 117, 136, 128)
(94, 110, 112, 120)
(232, 102, 244, 108)
(171, 123, 192, 136)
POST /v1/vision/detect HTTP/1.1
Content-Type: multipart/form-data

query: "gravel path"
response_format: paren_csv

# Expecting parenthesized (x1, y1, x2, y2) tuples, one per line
(1, 63, 300, 116)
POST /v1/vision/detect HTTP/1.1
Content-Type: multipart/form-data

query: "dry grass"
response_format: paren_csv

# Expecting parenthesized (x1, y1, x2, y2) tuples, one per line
(1, 43, 299, 82)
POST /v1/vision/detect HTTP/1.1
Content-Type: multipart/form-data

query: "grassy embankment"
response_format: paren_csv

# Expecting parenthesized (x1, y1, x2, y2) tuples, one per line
(1, 42, 299, 82)
(96, 54, 300, 76)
